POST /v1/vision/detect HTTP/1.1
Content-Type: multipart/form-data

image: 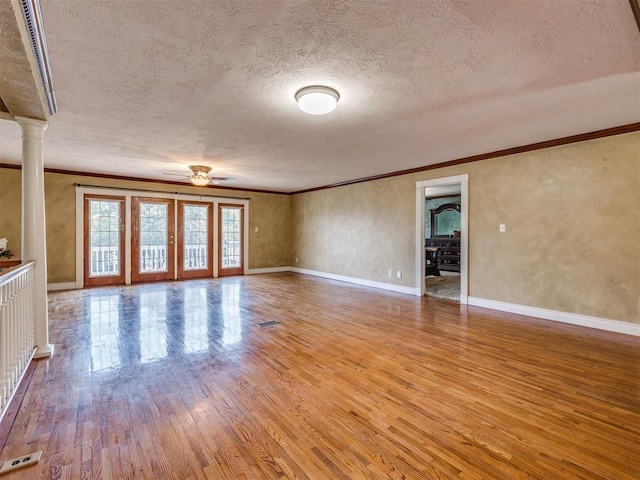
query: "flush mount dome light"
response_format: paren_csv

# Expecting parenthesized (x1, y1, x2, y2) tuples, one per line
(295, 86, 339, 115)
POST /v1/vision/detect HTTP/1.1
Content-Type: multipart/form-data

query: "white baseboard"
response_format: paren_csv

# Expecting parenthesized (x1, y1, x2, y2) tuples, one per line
(467, 296, 639, 336)
(47, 282, 76, 291)
(291, 267, 420, 295)
(246, 266, 291, 275)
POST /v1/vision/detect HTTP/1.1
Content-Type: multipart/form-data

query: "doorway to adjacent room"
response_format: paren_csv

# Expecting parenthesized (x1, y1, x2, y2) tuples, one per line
(415, 175, 468, 303)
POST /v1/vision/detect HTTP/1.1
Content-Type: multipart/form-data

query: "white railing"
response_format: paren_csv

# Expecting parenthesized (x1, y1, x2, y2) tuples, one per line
(184, 244, 207, 270)
(90, 246, 119, 277)
(92, 244, 208, 274)
(140, 244, 167, 272)
(0, 261, 36, 421)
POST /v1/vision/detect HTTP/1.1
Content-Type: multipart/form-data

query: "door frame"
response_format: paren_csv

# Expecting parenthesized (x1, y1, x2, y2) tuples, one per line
(217, 203, 245, 277)
(415, 174, 469, 302)
(177, 200, 214, 279)
(131, 196, 176, 283)
(83, 194, 126, 286)
(75, 185, 250, 288)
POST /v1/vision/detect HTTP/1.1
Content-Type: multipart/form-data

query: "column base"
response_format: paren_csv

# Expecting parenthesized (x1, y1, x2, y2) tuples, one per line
(34, 344, 54, 359)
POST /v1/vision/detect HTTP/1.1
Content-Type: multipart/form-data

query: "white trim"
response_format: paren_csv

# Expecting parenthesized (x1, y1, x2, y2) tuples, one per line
(246, 266, 290, 275)
(467, 296, 640, 336)
(74, 185, 244, 202)
(47, 282, 76, 291)
(75, 189, 84, 288)
(213, 202, 219, 277)
(124, 195, 132, 284)
(243, 204, 250, 275)
(291, 267, 420, 295)
(416, 174, 469, 303)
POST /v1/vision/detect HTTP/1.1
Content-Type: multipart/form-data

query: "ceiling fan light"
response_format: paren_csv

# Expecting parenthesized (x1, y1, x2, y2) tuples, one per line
(190, 172, 210, 186)
(295, 86, 339, 115)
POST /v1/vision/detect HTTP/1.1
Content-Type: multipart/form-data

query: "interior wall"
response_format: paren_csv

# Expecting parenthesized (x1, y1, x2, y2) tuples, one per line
(291, 132, 640, 324)
(0, 167, 21, 260)
(291, 175, 417, 282)
(0, 169, 291, 283)
(2, 132, 638, 323)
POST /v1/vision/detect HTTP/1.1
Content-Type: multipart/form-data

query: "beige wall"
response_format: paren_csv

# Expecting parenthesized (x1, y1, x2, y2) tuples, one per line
(2, 131, 638, 324)
(0, 170, 291, 283)
(0, 167, 22, 260)
(291, 132, 640, 324)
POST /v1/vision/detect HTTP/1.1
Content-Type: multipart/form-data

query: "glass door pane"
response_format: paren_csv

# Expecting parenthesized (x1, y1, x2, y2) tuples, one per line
(177, 201, 212, 279)
(218, 205, 244, 276)
(132, 197, 175, 283)
(84, 195, 125, 286)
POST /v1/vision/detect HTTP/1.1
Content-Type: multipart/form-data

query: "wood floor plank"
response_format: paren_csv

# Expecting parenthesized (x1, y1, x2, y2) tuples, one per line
(0, 272, 638, 479)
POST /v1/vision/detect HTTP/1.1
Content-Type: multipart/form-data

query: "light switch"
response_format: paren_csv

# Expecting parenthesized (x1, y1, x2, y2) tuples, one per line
(499, 224, 506, 232)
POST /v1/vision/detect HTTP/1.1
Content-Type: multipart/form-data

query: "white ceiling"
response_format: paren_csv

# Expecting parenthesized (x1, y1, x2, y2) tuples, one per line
(1, 0, 639, 193)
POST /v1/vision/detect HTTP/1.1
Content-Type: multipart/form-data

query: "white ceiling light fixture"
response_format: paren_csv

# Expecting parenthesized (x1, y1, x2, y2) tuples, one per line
(295, 86, 340, 115)
(189, 165, 212, 186)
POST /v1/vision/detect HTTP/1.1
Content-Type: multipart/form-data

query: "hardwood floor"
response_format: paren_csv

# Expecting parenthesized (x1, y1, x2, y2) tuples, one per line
(0, 273, 638, 479)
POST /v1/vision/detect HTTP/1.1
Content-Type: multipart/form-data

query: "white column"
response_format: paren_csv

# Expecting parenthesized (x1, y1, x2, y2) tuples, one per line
(15, 116, 54, 358)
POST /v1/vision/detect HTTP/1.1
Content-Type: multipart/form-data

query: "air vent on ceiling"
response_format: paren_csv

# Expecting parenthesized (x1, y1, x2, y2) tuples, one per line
(18, 0, 57, 115)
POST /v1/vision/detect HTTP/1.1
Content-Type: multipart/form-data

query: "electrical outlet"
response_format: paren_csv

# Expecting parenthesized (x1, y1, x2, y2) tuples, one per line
(396, 271, 402, 279)
(0, 451, 42, 474)
(499, 224, 506, 232)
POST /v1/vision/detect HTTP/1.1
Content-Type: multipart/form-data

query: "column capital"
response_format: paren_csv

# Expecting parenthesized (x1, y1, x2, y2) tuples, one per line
(15, 116, 48, 137)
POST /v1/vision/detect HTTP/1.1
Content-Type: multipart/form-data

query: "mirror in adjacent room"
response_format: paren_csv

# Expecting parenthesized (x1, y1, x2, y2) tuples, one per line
(430, 203, 461, 237)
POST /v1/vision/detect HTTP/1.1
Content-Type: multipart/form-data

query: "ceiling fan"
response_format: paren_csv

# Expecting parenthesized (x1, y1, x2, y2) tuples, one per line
(163, 165, 235, 186)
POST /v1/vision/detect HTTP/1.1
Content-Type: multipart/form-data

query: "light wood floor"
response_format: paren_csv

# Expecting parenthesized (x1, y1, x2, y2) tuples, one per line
(1, 273, 638, 479)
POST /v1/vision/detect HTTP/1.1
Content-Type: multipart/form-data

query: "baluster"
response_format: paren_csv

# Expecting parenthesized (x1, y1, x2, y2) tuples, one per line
(0, 264, 37, 418)
(0, 282, 7, 410)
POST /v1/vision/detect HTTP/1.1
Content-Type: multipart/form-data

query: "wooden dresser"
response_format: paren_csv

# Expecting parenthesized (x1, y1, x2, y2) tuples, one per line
(425, 238, 460, 272)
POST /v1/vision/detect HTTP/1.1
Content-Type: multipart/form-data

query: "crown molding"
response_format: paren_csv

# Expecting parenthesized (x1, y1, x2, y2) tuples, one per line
(0, 163, 288, 195)
(2, 122, 638, 195)
(292, 122, 640, 194)
(630, 0, 640, 33)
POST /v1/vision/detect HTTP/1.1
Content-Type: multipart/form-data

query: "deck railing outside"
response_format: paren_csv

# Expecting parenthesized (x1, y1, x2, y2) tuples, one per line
(0, 261, 36, 421)
(90, 244, 208, 277)
(183, 245, 207, 270)
(90, 246, 119, 276)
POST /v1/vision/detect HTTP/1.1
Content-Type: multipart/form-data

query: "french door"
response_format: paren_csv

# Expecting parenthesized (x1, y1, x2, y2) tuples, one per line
(132, 197, 175, 283)
(177, 200, 213, 279)
(218, 204, 244, 277)
(81, 189, 247, 285)
(84, 195, 125, 286)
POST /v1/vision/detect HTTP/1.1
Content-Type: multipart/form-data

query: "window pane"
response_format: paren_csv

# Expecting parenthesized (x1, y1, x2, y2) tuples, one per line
(221, 207, 241, 268)
(183, 205, 208, 271)
(89, 199, 121, 277)
(139, 202, 168, 273)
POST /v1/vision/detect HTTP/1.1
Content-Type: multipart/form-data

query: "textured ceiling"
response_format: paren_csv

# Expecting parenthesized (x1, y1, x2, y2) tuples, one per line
(0, 0, 48, 120)
(0, 0, 639, 192)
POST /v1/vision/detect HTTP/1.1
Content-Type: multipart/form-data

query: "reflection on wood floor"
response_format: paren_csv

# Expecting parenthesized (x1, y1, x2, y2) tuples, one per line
(1, 273, 638, 479)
